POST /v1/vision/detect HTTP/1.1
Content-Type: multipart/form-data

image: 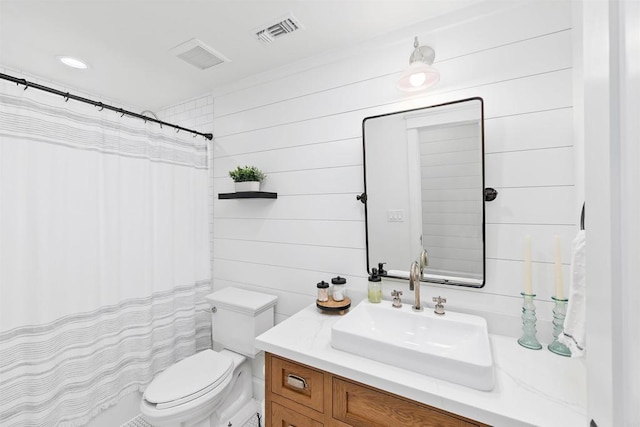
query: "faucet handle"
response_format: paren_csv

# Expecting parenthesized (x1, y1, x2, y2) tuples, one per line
(391, 290, 403, 308)
(432, 296, 447, 315)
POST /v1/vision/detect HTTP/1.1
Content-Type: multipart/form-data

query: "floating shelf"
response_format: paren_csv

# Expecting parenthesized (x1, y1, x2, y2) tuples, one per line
(218, 191, 278, 200)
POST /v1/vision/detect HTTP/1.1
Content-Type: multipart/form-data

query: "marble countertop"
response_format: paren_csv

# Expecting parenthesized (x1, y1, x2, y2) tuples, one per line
(255, 301, 587, 427)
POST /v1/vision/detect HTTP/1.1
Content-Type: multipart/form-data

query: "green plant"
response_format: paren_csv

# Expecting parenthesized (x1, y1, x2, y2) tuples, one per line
(228, 165, 266, 182)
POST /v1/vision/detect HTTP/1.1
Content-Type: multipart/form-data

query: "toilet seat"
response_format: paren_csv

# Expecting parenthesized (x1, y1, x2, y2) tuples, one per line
(143, 349, 234, 409)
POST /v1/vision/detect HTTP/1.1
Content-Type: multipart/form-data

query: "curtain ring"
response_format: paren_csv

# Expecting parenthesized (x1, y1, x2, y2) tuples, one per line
(97, 102, 104, 111)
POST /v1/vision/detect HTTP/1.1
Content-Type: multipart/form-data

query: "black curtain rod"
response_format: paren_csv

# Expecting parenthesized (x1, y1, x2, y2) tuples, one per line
(0, 73, 213, 141)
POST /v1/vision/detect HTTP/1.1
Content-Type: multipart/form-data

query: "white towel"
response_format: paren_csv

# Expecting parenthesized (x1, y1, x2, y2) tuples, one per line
(559, 230, 586, 357)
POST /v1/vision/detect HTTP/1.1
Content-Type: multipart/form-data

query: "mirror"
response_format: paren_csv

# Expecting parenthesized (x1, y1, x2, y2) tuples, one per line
(362, 97, 486, 287)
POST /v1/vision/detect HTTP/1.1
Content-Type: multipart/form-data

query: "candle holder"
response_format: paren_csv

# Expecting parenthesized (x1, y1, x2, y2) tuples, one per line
(517, 292, 542, 350)
(548, 296, 571, 356)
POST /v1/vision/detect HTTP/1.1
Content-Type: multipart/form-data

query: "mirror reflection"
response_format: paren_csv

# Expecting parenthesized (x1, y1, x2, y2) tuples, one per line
(362, 97, 485, 287)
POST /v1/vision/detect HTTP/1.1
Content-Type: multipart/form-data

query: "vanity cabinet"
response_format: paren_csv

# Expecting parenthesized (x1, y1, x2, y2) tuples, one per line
(265, 353, 489, 427)
(272, 402, 323, 427)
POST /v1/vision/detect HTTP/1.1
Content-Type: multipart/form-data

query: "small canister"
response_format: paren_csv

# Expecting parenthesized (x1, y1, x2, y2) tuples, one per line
(317, 281, 330, 302)
(331, 276, 347, 301)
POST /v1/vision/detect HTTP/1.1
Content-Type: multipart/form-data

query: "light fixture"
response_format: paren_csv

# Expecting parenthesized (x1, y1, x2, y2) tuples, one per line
(396, 37, 439, 93)
(58, 56, 88, 69)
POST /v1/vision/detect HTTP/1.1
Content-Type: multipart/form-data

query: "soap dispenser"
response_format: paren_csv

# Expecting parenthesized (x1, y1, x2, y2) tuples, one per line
(368, 268, 382, 303)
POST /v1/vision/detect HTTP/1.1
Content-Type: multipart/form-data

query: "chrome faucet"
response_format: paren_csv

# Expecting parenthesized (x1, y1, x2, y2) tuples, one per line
(409, 261, 422, 311)
(409, 249, 429, 312)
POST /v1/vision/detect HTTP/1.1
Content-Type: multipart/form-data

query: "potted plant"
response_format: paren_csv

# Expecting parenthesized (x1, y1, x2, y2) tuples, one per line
(228, 165, 266, 192)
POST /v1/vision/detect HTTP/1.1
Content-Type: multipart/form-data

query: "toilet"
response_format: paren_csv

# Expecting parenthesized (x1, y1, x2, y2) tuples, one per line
(140, 287, 277, 427)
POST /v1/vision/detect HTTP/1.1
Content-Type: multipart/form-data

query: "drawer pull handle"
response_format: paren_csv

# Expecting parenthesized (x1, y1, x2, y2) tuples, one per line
(286, 374, 307, 390)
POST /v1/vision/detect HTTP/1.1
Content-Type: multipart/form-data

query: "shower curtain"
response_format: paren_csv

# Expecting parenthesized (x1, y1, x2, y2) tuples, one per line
(0, 78, 212, 426)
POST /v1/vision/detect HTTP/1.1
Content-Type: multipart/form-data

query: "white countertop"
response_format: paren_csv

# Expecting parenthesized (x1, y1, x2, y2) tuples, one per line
(255, 301, 587, 427)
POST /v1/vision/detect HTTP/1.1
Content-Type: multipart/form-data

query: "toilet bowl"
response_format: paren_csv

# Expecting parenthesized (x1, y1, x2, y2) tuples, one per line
(140, 288, 277, 427)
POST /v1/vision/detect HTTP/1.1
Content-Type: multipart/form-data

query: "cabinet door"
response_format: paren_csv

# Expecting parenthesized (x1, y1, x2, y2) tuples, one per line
(332, 378, 479, 427)
(272, 402, 324, 427)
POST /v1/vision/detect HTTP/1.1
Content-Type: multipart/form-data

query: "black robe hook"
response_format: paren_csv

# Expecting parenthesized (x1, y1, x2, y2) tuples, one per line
(64, 93, 70, 102)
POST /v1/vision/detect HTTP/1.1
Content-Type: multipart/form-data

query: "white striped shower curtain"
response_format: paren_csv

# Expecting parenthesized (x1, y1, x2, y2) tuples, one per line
(0, 77, 212, 426)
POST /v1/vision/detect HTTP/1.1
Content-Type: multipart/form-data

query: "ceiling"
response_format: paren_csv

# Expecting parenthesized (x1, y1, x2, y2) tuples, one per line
(0, 0, 477, 111)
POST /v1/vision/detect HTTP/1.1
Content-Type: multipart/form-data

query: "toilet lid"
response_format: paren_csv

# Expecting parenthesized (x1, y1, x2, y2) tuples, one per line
(144, 349, 234, 407)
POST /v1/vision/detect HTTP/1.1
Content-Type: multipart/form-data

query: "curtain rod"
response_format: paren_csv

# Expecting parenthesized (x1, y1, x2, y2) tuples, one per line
(0, 73, 213, 141)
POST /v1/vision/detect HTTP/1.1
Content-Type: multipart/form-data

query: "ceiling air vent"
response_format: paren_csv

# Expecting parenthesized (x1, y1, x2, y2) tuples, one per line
(253, 13, 304, 44)
(170, 38, 230, 70)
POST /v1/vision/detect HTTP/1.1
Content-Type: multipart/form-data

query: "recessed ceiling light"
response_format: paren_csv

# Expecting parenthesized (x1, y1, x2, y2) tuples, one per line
(59, 56, 88, 69)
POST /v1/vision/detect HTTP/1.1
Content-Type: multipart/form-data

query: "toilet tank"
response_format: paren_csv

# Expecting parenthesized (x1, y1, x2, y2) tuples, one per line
(206, 287, 277, 357)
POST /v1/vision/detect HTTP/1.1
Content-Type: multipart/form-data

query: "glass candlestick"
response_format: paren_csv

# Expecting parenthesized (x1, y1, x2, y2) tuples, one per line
(517, 292, 542, 350)
(548, 296, 571, 356)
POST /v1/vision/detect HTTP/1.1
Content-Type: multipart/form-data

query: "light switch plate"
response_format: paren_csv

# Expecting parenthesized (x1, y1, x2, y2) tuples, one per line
(387, 209, 404, 222)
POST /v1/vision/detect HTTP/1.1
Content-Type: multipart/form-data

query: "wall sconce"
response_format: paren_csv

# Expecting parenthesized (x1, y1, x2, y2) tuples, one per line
(396, 36, 440, 92)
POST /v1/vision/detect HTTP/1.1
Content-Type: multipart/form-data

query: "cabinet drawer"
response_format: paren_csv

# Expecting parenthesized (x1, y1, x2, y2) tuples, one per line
(271, 356, 324, 413)
(271, 402, 323, 427)
(332, 378, 480, 427)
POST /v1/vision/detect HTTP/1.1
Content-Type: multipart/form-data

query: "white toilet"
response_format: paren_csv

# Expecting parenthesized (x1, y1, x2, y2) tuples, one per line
(140, 287, 277, 427)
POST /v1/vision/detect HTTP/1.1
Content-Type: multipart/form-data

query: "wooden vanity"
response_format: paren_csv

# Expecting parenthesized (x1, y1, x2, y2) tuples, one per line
(256, 303, 586, 426)
(266, 353, 488, 427)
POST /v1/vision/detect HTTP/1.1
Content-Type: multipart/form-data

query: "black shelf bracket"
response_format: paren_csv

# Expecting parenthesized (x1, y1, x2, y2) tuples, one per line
(484, 188, 498, 202)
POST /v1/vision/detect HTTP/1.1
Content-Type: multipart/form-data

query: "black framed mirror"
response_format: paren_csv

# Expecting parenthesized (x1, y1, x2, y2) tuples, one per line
(361, 97, 487, 287)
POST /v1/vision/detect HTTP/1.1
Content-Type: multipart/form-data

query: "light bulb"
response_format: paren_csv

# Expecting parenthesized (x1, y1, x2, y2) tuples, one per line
(409, 72, 426, 87)
(397, 60, 440, 93)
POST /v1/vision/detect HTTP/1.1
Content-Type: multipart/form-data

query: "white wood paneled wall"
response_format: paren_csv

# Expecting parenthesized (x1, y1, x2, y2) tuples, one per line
(211, 1, 577, 333)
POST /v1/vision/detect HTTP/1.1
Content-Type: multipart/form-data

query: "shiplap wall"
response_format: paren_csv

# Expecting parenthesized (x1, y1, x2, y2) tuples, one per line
(211, 1, 577, 336)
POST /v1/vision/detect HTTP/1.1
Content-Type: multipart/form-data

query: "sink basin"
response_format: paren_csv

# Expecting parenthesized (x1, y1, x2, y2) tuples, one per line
(330, 300, 494, 391)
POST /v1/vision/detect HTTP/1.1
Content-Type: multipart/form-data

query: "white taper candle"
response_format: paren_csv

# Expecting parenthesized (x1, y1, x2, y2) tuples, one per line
(554, 235, 564, 299)
(524, 235, 532, 295)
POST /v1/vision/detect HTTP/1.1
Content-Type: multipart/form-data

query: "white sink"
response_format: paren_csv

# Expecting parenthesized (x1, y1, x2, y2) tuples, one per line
(330, 300, 494, 391)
